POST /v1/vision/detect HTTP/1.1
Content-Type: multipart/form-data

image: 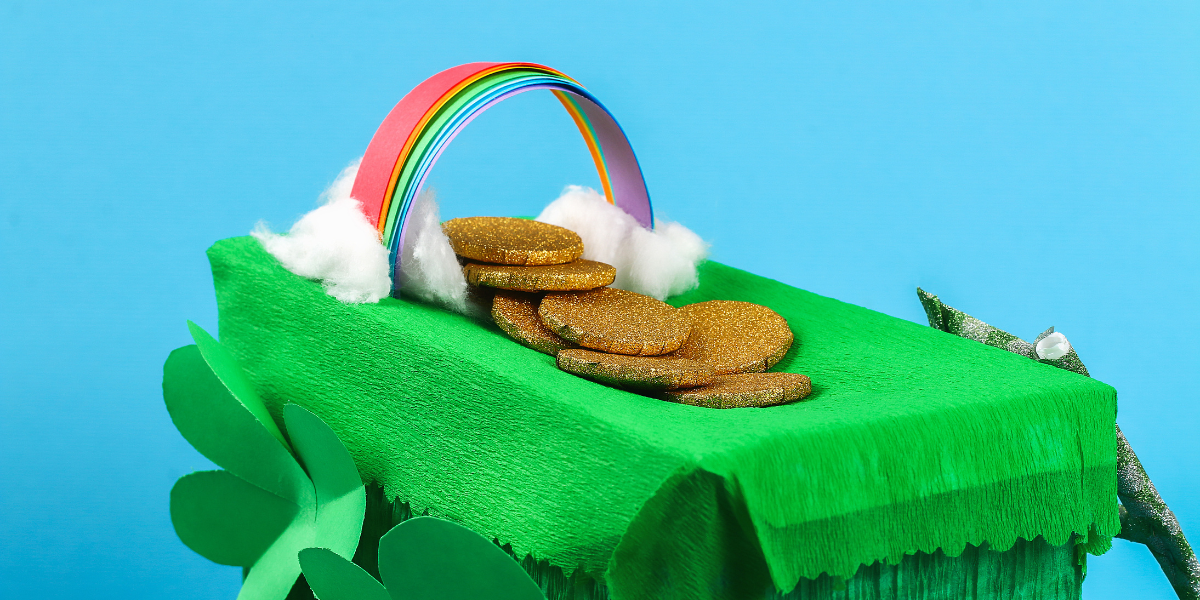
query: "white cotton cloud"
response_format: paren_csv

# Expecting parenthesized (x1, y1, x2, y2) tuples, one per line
(251, 173, 706, 310)
(395, 189, 474, 315)
(536, 186, 708, 299)
(252, 158, 393, 304)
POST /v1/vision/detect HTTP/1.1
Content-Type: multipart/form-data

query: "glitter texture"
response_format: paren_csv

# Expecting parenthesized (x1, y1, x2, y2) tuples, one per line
(464, 259, 616, 292)
(443, 216, 584, 265)
(491, 291, 575, 356)
(672, 300, 794, 374)
(664, 372, 812, 409)
(540, 287, 693, 356)
(556, 348, 713, 390)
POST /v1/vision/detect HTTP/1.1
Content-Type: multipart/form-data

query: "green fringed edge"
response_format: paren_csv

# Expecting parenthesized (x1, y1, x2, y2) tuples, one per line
(345, 485, 1080, 600)
(782, 538, 1081, 600)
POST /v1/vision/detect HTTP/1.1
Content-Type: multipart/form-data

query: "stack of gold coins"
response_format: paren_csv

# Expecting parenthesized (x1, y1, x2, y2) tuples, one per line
(444, 217, 616, 292)
(442, 216, 813, 408)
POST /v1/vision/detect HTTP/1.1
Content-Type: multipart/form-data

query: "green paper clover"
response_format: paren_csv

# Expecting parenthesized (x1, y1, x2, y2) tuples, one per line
(299, 516, 545, 600)
(164, 321, 366, 600)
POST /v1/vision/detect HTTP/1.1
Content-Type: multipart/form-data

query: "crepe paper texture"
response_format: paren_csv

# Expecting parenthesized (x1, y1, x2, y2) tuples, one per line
(778, 537, 1084, 600)
(208, 236, 1118, 598)
(350, 62, 653, 288)
(300, 516, 544, 600)
(917, 288, 1200, 600)
(163, 323, 366, 600)
(351, 485, 1081, 600)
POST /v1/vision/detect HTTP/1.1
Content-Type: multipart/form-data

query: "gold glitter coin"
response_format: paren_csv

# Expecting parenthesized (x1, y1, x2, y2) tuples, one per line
(443, 217, 583, 266)
(465, 259, 616, 292)
(663, 372, 812, 409)
(539, 287, 693, 356)
(672, 300, 794, 374)
(557, 348, 713, 390)
(491, 291, 575, 356)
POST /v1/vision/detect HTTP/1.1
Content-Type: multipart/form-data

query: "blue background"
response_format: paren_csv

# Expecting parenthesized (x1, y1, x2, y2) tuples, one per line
(1, 1, 1196, 598)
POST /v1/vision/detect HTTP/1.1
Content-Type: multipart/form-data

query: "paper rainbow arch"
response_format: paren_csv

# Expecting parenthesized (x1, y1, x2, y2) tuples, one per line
(350, 62, 654, 291)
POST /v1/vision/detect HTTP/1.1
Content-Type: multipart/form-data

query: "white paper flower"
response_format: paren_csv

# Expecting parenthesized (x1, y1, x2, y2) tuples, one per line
(1036, 332, 1072, 360)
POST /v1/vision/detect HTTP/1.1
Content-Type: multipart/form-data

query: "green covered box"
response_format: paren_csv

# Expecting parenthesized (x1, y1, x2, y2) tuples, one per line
(209, 237, 1119, 600)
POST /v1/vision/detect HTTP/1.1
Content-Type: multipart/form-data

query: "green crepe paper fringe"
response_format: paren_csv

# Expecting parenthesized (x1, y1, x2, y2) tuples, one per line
(916, 289, 1108, 560)
(210, 237, 1119, 598)
(780, 537, 1081, 600)
(355, 484, 1079, 600)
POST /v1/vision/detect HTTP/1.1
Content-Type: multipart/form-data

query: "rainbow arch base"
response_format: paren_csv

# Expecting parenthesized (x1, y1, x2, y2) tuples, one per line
(349, 62, 655, 293)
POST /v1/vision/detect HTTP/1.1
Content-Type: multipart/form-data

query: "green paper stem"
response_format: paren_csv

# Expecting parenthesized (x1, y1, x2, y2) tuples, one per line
(917, 287, 1199, 600)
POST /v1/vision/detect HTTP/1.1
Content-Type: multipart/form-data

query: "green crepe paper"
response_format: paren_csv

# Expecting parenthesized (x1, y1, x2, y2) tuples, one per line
(301, 517, 544, 600)
(164, 324, 366, 600)
(300, 516, 544, 600)
(917, 288, 1200, 599)
(209, 236, 1119, 597)
(781, 537, 1083, 600)
(915, 288, 1103, 557)
(357, 486, 1081, 600)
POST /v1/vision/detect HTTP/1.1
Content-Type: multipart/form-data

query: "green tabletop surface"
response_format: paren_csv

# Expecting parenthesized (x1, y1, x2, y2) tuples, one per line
(209, 236, 1119, 599)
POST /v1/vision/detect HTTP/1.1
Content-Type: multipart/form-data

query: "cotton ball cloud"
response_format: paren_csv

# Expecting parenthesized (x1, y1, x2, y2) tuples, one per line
(536, 186, 708, 299)
(252, 159, 392, 304)
(395, 189, 474, 315)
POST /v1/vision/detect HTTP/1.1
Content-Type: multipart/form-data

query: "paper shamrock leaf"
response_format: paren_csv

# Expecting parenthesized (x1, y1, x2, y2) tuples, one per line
(299, 516, 545, 600)
(164, 321, 366, 600)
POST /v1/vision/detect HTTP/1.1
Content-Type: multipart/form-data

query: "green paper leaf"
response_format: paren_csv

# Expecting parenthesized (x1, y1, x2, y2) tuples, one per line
(299, 548, 390, 600)
(378, 517, 544, 600)
(170, 470, 300, 566)
(188, 321, 291, 451)
(163, 344, 308, 502)
(238, 514, 315, 600)
(285, 403, 366, 557)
